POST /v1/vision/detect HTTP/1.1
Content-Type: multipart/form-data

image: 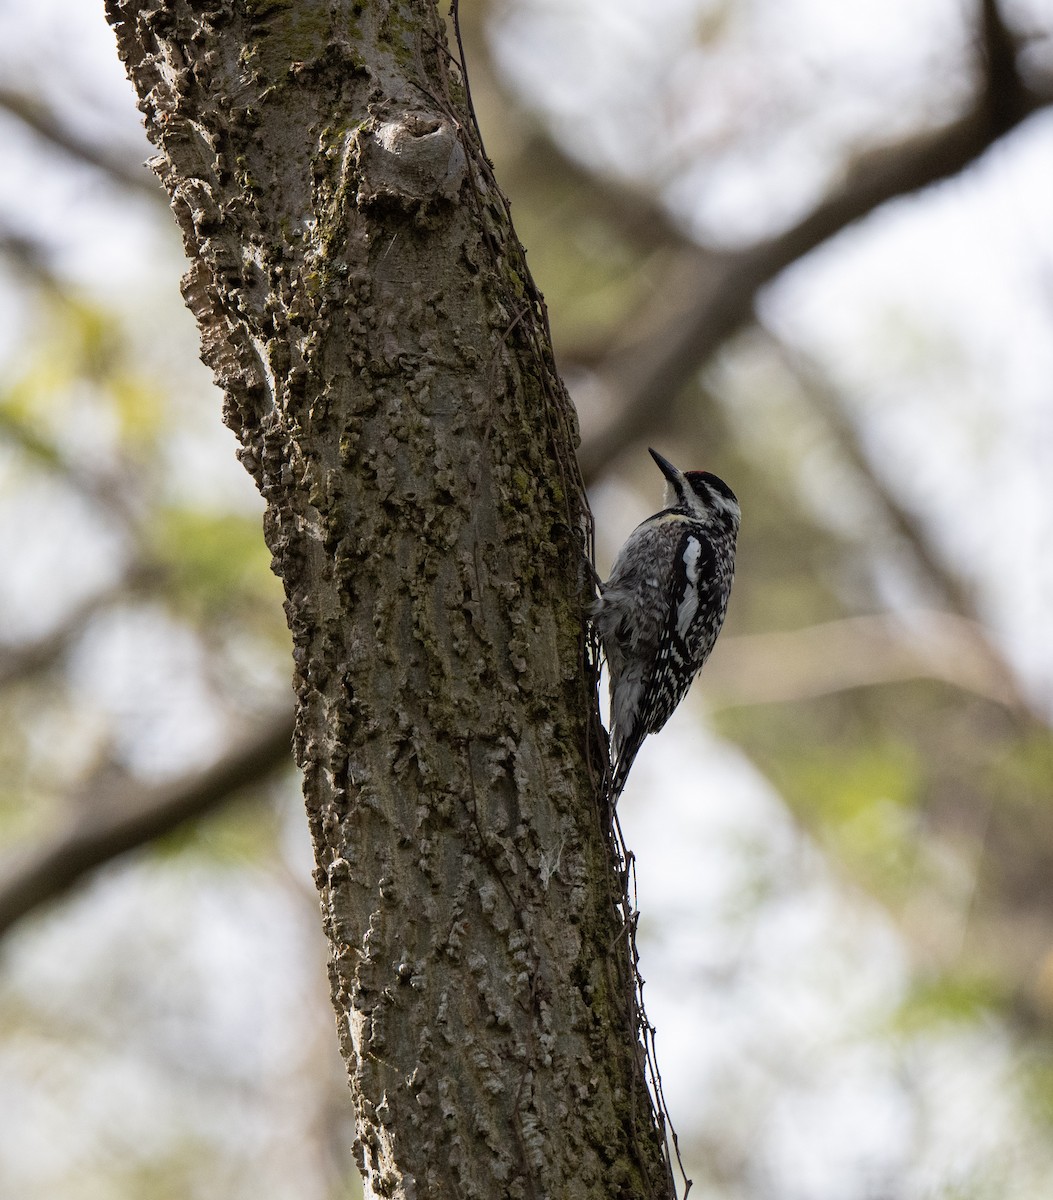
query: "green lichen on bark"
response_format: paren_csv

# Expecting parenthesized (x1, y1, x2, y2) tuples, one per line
(105, 1, 674, 1197)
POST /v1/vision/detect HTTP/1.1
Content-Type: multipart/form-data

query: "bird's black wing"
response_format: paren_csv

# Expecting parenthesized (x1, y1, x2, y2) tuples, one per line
(611, 527, 717, 794)
(638, 527, 718, 735)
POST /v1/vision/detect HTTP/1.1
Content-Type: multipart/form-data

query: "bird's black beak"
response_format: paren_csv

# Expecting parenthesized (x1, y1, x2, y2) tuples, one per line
(648, 448, 682, 485)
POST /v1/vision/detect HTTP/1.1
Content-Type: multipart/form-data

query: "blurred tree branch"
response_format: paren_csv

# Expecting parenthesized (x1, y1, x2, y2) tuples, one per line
(0, 226, 61, 285)
(756, 333, 1050, 721)
(762, 336, 984, 622)
(0, 580, 132, 688)
(0, 86, 162, 200)
(702, 612, 1022, 710)
(576, 0, 1052, 481)
(0, 707, 294, 939)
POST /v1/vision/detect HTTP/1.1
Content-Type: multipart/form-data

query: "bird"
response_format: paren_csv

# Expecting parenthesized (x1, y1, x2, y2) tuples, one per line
(592, 447, 740, 796)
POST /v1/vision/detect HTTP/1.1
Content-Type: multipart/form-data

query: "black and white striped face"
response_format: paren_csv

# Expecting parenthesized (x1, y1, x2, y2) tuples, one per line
(649, 448, 740, 534)
(683, 470, 740, 532)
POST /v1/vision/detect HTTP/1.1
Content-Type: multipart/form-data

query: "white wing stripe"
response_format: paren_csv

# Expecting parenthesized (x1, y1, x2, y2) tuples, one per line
(675, 537, 701, 642)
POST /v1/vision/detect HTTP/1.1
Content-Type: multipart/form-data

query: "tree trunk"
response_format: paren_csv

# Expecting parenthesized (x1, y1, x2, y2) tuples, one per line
(104, 2, 675, 1196)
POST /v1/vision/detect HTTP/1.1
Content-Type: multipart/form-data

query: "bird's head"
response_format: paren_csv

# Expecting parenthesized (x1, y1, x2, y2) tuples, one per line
(649, 447, 740, 535)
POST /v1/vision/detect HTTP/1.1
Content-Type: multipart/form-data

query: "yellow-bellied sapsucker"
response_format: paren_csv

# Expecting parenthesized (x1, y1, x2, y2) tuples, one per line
(592, 448, 740, 796)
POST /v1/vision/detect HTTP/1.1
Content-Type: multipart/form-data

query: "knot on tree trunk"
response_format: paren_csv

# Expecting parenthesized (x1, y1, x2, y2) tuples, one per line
(357, 112, 467, 215)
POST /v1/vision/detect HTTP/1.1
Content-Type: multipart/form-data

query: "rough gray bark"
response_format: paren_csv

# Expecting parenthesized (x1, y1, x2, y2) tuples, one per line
(104, 2, 674, 1197)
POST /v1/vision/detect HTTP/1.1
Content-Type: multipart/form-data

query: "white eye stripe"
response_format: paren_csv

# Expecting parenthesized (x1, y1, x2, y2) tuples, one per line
(718, 494, 741, 519)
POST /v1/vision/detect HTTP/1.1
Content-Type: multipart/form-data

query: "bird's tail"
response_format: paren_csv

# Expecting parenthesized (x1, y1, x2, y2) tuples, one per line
(610, 725, 645, 798)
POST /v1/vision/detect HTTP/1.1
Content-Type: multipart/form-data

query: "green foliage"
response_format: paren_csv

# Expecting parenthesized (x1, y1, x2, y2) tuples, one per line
(718, 693, 927, 896)
(1023, 1050, 1053, 1129)
(791, 737, 919, 822)
(984, 730, 1053, 808)
(896, 970, 1006, 1030)
(0, 293, 165, 462)
(497, 163, 656, 351)
(152, 787, 286, 865)
(783, 733, 922, 896)
(147, 506, 283, 625)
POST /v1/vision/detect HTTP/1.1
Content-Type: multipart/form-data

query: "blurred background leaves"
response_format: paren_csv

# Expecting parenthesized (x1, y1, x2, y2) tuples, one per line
(1, 0, 1052, 1197)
